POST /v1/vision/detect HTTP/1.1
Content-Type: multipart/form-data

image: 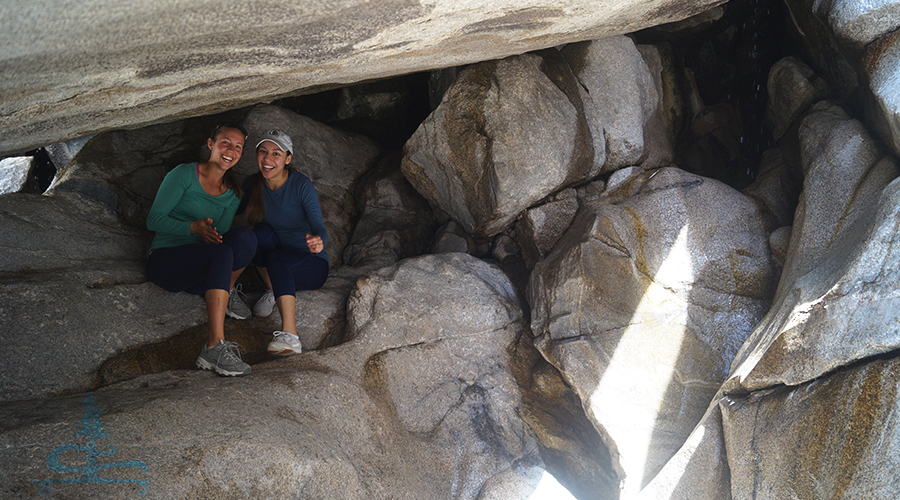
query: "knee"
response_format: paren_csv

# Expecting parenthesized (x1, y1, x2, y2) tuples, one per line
(229, 226, 257, 249)
(253, 222, 275, 240)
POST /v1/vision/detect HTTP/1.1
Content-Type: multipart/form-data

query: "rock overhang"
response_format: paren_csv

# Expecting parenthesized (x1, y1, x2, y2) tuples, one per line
(0, 0, 728, 156)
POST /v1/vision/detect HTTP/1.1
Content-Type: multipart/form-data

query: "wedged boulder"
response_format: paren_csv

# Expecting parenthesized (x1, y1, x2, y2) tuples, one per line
(866, 30, 900, 158)
(514, 189, 579, 269)
(765, 56, 831, 141)
(729, 102, 900, 392)
(808, 0, 900, 47)
(431, 221, 474, 254)
(0, 193, 205, 403)
(740, 148, 802, 229)
(236, 104, 383, 267)
(722, 355, 900, 499)
(0, 253, 574, 499)
(402, 50, 597, 238)
(342, 152, 437, 268)
(636, 44, 677, 170)
(0, 157, 36, 195)
(529, 167, 778, 495)
(562, 36, 661, 172)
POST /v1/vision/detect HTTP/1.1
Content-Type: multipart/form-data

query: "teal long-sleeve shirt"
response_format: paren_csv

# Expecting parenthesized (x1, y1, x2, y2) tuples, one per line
(146, 163, 240, 251)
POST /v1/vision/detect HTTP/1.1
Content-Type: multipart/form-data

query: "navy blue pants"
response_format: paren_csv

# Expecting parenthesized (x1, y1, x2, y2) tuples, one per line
(147, 226, 257, 295)
(252, 223, 328, 298)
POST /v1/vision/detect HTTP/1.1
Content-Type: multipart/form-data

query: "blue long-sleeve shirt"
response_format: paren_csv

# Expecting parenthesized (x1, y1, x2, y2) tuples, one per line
(242, 171, 329, 263)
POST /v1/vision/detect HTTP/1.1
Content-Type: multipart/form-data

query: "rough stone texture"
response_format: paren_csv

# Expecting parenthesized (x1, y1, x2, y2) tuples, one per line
(402, 51, 596, 237)
(0, 157, 35, 195)
(0, 254, 601, 500)
(741, 148, 802, 229)
(342, 152, 437, 268)
(45, 136, 92, 171)
(45, 110, 248, 228)
(431, 221, 474, 254)
(866, 30, 900, 159)
(529, 167, 778, 495)
(810, 0, 900, 47)
(0, 193, 147, 275)
(514, 191, 579, 269)
(0, 193, 203, 402)
(765, 57, 831, 141)
(636, 44, 676, 169)
(729, 102, 900, 392)
(722, 356, 900, 499)
(768, 226, 792, 266)
(237, 104, 383, 267)
(563, 36, 659, 172)
(254, 266, 365, 351)
(0, 0, 729, 156)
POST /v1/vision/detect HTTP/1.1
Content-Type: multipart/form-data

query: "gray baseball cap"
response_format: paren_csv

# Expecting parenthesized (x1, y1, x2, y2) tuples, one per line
(256, 129, 293, 154)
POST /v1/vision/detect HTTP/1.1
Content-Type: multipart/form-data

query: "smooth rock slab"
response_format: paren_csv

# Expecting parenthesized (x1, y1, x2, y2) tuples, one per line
(529, 167, 777, 495)
(0, 0, 728, 156)
(0, 253, 559, 499)
(729, 103, 900, 392)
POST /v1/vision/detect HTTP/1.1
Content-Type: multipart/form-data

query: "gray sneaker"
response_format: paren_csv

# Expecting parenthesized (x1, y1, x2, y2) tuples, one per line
(196, 340, 251, 376)
(253, 289, 276, 317)
(267, 331, 302, 355)
(226, 285, 251, 319)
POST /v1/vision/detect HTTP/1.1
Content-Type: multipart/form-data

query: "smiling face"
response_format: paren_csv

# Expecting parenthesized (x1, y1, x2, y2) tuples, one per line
(257, 140, 292, 181)
(207, 127, 245, 169)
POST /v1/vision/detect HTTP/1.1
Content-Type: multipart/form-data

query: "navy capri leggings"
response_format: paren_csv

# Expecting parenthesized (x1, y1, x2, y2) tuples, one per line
(147, 226, 257, 295)
(252, 222, 329, 298)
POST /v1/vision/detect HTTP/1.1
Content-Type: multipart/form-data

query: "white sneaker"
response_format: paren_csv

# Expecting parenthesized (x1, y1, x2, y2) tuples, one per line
(254, 289, 276, 317)
(268, 331, 302, 355)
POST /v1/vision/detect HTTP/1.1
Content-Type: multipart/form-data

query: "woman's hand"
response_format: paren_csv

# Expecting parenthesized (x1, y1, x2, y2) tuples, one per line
(191, 218, 222, 244)
(306, 234, 324, 254)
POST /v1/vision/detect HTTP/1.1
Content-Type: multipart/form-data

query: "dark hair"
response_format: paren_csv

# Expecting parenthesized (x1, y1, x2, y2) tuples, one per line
(245, 146, 295, 225)
(208, 124, 247, 199)
(210, 123, 248, 141)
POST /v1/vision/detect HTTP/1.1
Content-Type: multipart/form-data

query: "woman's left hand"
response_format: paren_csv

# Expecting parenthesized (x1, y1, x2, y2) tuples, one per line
(306, 234, 324, 254)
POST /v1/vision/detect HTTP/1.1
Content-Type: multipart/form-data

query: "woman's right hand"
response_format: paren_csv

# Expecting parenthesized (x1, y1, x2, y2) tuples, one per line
(190, 218, 222, 244)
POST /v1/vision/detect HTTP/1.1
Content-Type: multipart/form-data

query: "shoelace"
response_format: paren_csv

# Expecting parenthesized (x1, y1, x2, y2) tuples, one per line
(261, 289, 274, 302)
(216, 341, 244, 363)
(273, 331, 292, 343)
(231, 284, 249, 302)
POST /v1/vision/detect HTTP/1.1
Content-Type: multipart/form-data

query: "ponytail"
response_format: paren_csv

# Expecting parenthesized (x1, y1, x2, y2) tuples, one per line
(246, 173, 266, 226)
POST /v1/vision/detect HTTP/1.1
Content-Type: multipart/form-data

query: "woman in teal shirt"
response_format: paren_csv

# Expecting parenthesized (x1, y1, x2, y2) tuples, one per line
(146, 124, 257, 377)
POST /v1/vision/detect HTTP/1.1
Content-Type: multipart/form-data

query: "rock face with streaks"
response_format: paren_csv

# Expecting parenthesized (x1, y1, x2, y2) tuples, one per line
(528, 167, 778, 495)
(642, 67, 900, 500)
(3, 1, 900, 498)
(0, 0, 729, 156)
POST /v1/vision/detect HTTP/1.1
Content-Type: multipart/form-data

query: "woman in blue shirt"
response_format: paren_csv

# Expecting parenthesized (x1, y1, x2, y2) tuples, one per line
(243, 129, 329, 355)
(146, 124, 257, 376)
